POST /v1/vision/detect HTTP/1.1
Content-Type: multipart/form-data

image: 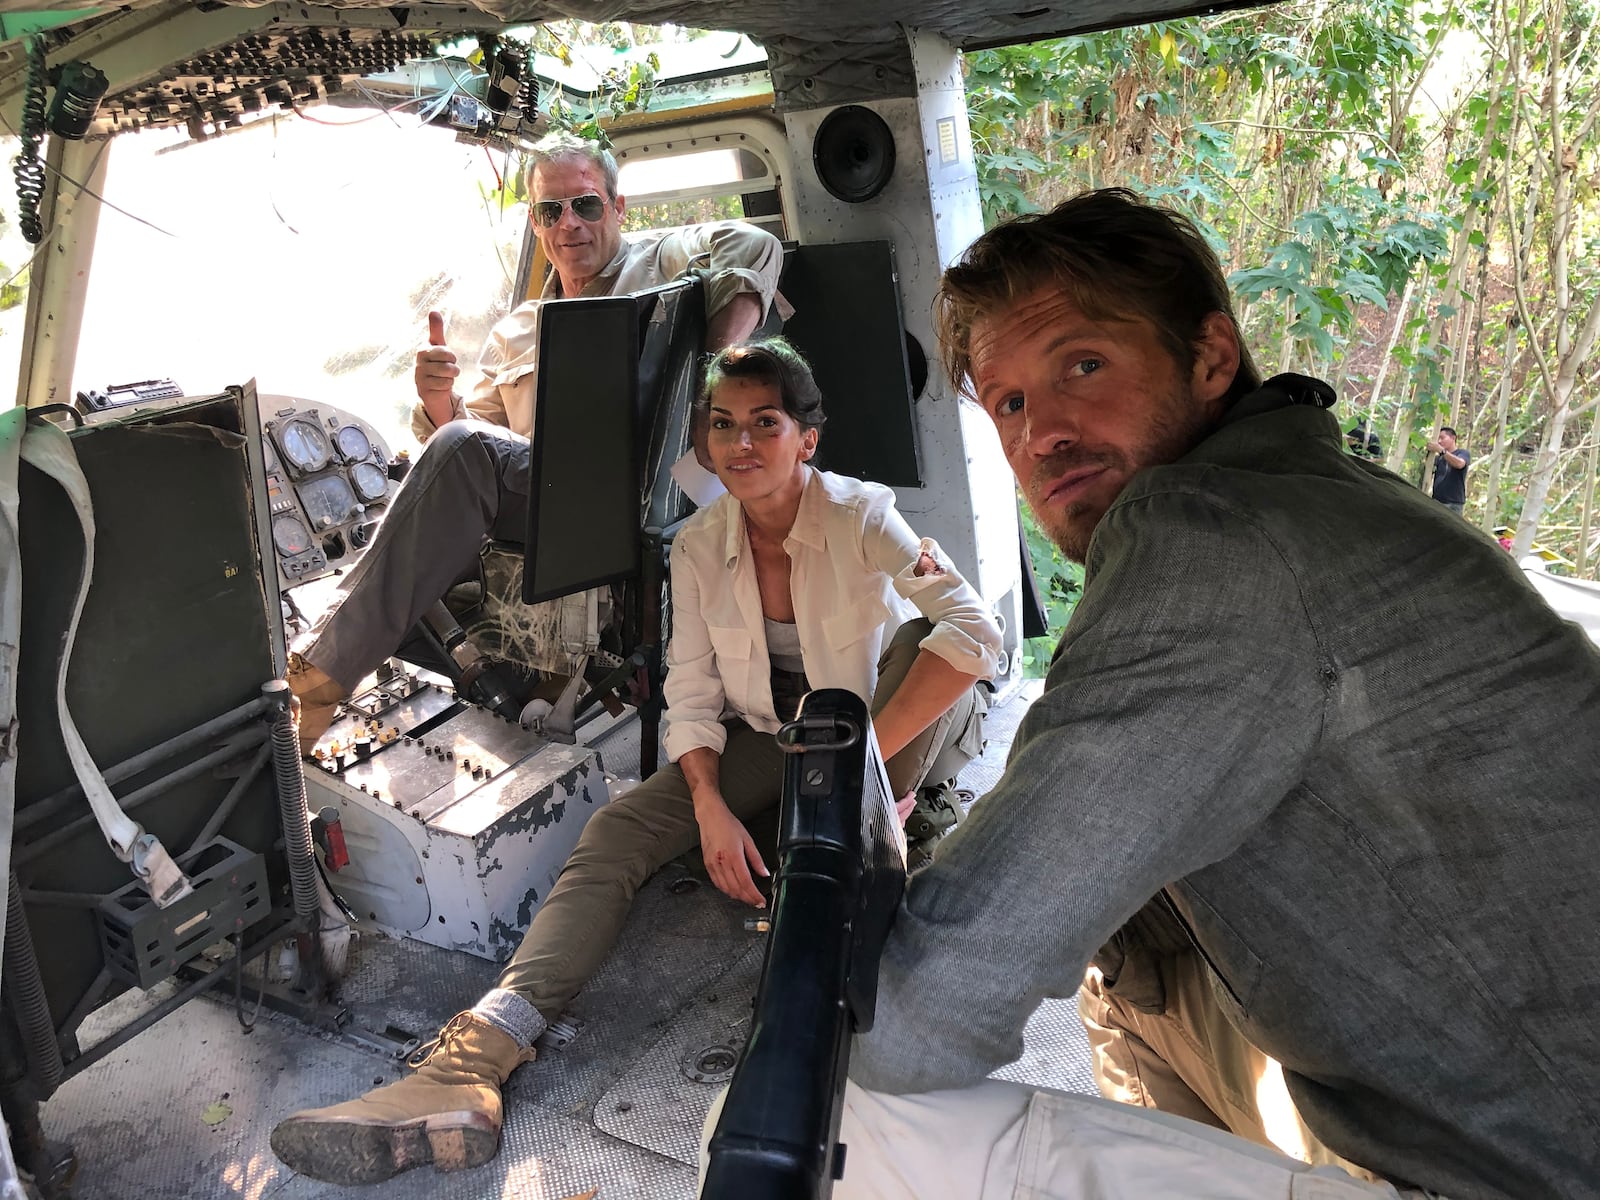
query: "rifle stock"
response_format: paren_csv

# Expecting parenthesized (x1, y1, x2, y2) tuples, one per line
(701, 688, 908, 1199)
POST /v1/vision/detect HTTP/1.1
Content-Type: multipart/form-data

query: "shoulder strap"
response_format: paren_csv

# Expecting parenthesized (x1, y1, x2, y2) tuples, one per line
(17, 417, 192, 907)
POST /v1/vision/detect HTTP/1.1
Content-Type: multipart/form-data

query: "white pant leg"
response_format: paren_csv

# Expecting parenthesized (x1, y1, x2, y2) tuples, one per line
(697, 1080, 1024, 1200)
(701, 1079, 1408, 1200)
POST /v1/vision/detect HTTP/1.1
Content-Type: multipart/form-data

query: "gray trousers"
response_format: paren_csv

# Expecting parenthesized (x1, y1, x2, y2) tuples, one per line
(495, 619, 984, 1022)
(306, 420, 529, 690)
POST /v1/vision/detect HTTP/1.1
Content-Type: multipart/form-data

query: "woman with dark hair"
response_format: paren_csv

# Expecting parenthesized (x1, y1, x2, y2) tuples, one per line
(668, 336, 1000, 901)
(271, 336, 1001, 1186)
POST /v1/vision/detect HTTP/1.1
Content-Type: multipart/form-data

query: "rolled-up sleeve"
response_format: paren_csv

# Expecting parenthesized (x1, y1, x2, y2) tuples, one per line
(850, 489, 1329, 1094)
(666, 222, 784, 325)
(410, 394, 470, 444)
(662, 537, 731, 760)
(410, 331, 504, 442)
(860, 492, 1001, 680)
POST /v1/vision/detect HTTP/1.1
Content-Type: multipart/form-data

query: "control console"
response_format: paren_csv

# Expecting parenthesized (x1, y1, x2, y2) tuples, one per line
(260, 394, 400, 591)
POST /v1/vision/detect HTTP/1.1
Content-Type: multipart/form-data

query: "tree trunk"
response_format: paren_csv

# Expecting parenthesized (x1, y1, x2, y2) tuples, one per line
(1368, 276, 1417, 471)
(1516, 404, 1575, 557)
(1579, 416, 1598, 577)
(1481, 320, 1522, 533)
(1511, 0, 1600, 557)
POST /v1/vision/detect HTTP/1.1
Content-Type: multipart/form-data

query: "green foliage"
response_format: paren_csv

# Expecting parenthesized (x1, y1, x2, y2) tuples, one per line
(964, 0, 1600, 573)
(477, 147, 529, 217)
(528, 22, 667, 141)
(623, 195, 743, 232)
(1020, 503, 1084, 676)
(0, 261, 23, 312)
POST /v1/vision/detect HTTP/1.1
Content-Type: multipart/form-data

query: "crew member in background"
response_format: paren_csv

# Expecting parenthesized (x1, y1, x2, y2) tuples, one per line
(1426, 425, 1470, 515)
(1344, 419, 1382, 460)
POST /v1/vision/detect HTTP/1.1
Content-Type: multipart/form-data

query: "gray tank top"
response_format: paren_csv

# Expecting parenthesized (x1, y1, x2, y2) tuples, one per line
(764, 617, 810, 721)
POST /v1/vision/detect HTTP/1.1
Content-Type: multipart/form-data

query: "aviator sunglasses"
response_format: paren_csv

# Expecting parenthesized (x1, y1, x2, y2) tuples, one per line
(532, 193, 609, 228)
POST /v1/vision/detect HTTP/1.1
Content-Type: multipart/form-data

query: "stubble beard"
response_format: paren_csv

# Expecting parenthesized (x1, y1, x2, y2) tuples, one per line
(1027, 383, 1216, 564)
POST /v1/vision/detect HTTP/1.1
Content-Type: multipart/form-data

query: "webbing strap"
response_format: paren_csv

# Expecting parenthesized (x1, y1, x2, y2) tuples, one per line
(0, 406, 25, 938)
(18, 418, 192, 907)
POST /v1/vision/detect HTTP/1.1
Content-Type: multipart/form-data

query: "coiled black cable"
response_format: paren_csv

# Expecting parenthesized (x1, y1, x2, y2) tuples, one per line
(267, 684, 320, 922)
(14, 36, 48, 244)
(3, 874, 64, 1096)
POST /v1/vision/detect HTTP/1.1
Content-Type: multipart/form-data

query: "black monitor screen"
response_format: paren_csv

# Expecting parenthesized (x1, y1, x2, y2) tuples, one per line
(524, 297, 641, 603)
(778, 240, 921, 487)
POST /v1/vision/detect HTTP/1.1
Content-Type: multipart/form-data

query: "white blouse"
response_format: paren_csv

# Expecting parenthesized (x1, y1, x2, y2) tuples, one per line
(662, 468, 1003, 761)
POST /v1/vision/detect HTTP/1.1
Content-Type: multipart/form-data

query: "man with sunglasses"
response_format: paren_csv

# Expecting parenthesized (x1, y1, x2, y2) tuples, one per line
(411, 131, 784, 441)
(288, 130, 784, 751)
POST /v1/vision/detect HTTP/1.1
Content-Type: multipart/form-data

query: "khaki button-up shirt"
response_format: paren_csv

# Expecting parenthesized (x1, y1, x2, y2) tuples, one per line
(412, 221, 784, 442)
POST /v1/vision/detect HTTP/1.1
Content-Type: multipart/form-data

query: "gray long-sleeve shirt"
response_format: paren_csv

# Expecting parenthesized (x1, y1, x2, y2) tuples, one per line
(852, 379, 1600, 1200)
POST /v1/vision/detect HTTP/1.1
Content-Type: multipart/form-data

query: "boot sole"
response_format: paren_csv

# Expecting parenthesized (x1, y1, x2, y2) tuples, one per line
(270, 1111, 499, 1185)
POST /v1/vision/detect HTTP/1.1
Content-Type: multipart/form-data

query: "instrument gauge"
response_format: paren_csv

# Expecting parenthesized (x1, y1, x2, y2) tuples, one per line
(272, 515, 313, 557)
(277, 419, 331, 474)
(298, 474, 359, 529)
(350, 461, 388, 503)
(335, 424, 372, 462)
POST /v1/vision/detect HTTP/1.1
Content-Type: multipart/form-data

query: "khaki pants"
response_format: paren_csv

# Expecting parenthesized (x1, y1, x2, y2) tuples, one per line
(1078, 955, 1383, 1184)
(698, 1080, 1411, 1199)
(495, 619, 982, 1021)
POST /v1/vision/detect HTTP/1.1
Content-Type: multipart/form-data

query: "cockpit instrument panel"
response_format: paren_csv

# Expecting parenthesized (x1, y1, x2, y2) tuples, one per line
(272, 514, 315, 557)
(350, 461, 389, 503)
(298, 474, 360, 530)
(336, 425, 373, 462)
(276, 418, 332, 474)
(259, 395, 398, 591)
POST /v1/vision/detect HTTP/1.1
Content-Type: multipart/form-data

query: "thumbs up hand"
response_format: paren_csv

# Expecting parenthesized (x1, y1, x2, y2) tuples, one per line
(415, 310, 461, 429)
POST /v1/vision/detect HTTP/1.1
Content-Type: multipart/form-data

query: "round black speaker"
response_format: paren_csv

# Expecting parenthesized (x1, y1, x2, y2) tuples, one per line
(812, 105, 897, 204)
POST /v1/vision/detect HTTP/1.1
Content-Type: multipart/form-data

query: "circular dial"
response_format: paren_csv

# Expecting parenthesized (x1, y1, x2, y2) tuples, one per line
(350, 461, 388, 503)
(272, 514, 313, 557)
(335, 424, 372, 462)
(278, 419, 330, 474)
(298, 474, 359, 529)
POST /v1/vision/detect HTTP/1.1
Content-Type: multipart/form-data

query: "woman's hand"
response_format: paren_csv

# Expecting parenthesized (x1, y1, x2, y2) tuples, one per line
(695, 794, 769, 907)
(896, 790, 917, 823)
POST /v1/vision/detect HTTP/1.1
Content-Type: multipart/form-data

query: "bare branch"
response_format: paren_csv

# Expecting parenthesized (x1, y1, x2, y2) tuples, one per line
(1570, 82, 1600, 160)
(1505, 52, 1561, 405)
(1176, 119, 1401, 160)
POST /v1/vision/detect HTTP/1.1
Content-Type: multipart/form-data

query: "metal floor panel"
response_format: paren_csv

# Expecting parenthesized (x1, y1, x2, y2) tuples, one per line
(593, 943, 766, 1166)
(51, 990, 697, 1200)
(45, 882, 743, 1200)
(39, 683, 1097, 1200)
(995, 998, 1100, 1097)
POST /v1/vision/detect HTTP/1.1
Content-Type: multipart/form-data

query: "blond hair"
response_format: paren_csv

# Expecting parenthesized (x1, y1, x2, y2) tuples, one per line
(936, 188, 1261, 403)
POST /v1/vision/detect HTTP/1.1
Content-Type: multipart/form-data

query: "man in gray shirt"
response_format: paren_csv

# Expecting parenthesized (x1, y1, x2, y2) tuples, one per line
(836, 190, 1600, 1199)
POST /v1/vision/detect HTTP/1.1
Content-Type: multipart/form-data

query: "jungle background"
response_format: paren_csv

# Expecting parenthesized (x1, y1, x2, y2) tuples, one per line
(963, 0, 1600, 666)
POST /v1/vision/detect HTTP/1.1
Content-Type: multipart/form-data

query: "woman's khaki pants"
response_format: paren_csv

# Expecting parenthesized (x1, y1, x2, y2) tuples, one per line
(493, 619, 983, 1022)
